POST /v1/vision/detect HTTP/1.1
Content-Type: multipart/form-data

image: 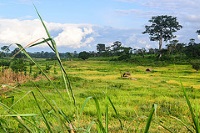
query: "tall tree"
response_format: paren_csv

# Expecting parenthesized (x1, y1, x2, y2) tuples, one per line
(1, 46, 10, 53)
(188, 38, 196, 45)
(96, 44, 105, 53)
(1, 46, 10, 57)
(111, 41, 122, 55)
(143, 15, 182, 50)
(11, 48, 24, 58)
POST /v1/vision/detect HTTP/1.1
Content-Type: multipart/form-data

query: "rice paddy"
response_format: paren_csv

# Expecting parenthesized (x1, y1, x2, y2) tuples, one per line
(1, 59, 200, 132)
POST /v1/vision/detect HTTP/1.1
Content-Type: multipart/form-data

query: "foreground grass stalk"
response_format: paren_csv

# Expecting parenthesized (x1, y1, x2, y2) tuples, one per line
(107, 96, 123, 129)
(7, 5, 77, 132)
(180, 82, 200, 133)
(34, 5, 76, 106)
(80, 96, 123, 132)
(170, 115, 193, 132)
(0, 102, 34, 132)
(93, 97, 106, 133)
(33, 82, 75, 132)
(31, 91, 53, 133)
(105, 102, 108, 133)
(144, 104, 157, 133)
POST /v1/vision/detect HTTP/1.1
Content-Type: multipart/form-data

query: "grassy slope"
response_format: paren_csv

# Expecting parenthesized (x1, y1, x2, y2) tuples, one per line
(1, 60, 200, 132)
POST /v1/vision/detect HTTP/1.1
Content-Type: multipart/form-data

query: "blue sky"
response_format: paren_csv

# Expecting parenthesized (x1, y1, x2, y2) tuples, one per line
(0, 0, 200, 52)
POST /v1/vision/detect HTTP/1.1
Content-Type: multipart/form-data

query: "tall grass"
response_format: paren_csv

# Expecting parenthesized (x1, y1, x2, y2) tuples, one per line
(80, 95, 123, 132)
(0, 6, 125, 132)
(144, 104, 157, 133)
(0, 5, 77, 132)
(180, 81, 200, 133)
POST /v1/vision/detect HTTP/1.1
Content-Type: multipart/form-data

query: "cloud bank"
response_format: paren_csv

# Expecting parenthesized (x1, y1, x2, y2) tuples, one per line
(0, 19, 95, 50)
(0, 18, 154, 52)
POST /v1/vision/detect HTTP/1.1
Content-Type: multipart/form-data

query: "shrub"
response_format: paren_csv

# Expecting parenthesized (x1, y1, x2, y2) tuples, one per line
(78, 51, 90, 60)
(190, 60, 200, 71)
(10, 59, 27, 73)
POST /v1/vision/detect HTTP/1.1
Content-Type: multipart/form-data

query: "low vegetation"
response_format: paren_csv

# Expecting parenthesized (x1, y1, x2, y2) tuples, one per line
(1, 59, 200, 132)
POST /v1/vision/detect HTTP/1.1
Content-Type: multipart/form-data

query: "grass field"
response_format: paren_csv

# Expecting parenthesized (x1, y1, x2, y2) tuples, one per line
(0, 8, 199, 132)
(1, 59, 200, 132)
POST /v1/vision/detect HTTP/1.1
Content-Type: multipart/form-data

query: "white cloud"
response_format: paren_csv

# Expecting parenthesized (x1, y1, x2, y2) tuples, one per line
(0, 18, 95, 49)
(0, 19, 46, 45)
(54, 25, 94, 48)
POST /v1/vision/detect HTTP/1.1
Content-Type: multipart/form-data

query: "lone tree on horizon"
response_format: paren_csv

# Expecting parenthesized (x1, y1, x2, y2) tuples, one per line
(143, 15, 182, 52)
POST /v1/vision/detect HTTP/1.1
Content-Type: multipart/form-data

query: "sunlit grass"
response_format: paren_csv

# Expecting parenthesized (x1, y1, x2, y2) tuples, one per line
(1, 59, 200, 132)
(0, 6, 199, 132)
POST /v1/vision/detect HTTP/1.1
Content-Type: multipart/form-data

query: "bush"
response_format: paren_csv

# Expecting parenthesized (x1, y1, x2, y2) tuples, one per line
(118, 53, 131, 61)
(10, 59, 27, 73)
(0, 60, 10, 67)
(78, 51, 90, 60)
(190, 60, 200, 71)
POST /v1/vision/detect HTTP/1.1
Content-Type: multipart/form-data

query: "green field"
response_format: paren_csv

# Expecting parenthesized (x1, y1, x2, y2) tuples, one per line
(1, 59, 200, 132)
(0, 9, 199, 132)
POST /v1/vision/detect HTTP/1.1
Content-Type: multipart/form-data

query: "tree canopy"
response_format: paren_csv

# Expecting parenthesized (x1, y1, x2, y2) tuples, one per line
(143, 15, 182, 50)
(96, 44, 106, 53)
(78, 51, 90, 60)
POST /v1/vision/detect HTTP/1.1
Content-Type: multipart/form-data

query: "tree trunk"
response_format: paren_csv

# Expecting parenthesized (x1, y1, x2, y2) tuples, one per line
(159, 36, 162, 50)
(158, 36, 163, 58)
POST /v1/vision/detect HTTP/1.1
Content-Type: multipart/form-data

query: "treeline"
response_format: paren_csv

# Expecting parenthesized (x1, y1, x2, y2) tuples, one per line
(78, 39, 200, 61)
(0, 47, 68, 59)
(1, 38, 200, 61)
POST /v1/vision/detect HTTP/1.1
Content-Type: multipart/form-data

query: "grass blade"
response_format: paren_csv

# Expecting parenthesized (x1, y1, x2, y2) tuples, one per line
(86, 121, 95, 132)
(8, 91, 32, 111)
(52, 100, 74, 130)
(107, 96, 123, 129)
(16, 43, 65, 101)
(180, 82, 200, 133)
(170, 115, 193, 132)
(3, 114, 37, 117)
(80, 96, 93, 116)
(31, 92, 53, 133)
(33, 5, 51, 39)
(144, 104, 157, 133)
(0, 102, 33, 132)
(105, 102, 108, 133)
(33, 5, 76, 106)
(93, 97, 106, 133)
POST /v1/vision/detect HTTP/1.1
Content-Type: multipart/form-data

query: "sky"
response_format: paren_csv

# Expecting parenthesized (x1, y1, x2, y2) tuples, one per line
(0, 0, 200, 52)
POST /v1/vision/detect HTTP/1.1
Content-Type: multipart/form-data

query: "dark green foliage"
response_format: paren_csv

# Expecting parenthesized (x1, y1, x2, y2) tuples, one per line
(1, 46, 10, 57)
(45, 63, 51, 73)
(97, 44, 106, 53)
(78, 51, 90, 60)
(185, 44, 200, 58)
(10, 59, 26, 73)
(190, 60, 200, 71)
(11, 48, 25, 58)
(0, 60, 10, 68)
(29, 62, 35, 75)
(0, 96, 14, 107)
(1, 46, 10, 53)
(54, 62, 57, 74)
(118, 53, 131, 61)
